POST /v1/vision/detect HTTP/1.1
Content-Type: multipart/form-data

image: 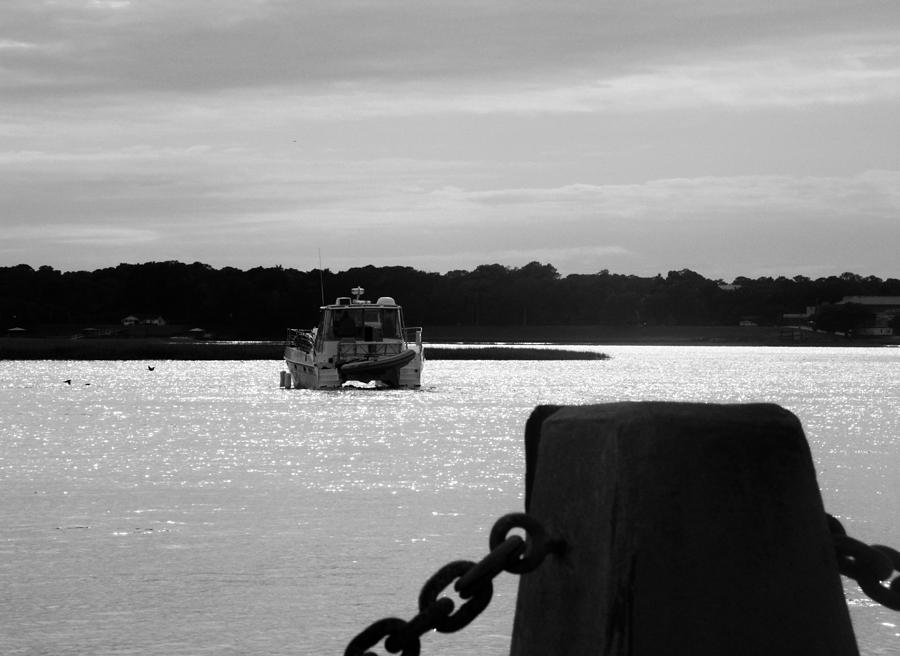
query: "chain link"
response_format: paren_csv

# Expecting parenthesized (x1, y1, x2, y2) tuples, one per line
(346, 511, 898, 656)
(344, 512, 561, 656)
(828, 514, 900, 611)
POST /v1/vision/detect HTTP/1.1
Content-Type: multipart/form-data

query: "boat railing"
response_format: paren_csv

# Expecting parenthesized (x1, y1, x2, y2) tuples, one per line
(338, 341, 405, 360)
(404, 327, 423, 351)
(286, 328, 315, 353)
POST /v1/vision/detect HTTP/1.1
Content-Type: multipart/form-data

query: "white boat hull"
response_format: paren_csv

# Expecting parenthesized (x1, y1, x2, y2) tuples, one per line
(284, 345, 422, 390)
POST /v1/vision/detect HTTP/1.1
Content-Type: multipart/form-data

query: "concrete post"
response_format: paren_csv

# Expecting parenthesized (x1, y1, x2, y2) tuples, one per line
(510, 402, 858, 656)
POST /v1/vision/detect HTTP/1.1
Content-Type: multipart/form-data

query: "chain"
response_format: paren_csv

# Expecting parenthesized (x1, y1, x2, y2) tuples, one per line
(344, 512, 564, 656)
(828, 514, 900, 611)
(345, 511, 896, 656)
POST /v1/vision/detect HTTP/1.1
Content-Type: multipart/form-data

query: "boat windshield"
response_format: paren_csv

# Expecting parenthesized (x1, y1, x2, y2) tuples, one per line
(326, 307, 401, 340)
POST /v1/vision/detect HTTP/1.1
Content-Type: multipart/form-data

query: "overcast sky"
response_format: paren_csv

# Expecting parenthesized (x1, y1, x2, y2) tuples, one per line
(2, 0, 898, 280)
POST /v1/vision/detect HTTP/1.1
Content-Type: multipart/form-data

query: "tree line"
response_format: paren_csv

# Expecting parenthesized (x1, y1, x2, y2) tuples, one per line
(2, 261, 899, 338)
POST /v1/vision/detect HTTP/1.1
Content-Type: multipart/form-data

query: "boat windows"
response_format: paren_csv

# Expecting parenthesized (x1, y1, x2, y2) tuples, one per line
(382, 309, 400, 338)
(362, 308, 380, 327)
(326, 306, 403, 341)
(331, 310, 360, 338)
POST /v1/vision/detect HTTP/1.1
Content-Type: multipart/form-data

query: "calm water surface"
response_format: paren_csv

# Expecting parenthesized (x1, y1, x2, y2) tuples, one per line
(1, 346, 898, 655)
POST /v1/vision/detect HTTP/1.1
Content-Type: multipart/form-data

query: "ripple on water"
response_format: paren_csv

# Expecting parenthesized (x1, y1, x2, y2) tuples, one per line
(1, 349, 898, 655)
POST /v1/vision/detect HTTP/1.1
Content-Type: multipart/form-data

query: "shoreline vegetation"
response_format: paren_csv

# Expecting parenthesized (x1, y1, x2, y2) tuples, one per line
(0, 338, 612, 360)
(427, 347, 609, 360)
(1, 325, 894, 360)
(4, 264, 900, 343)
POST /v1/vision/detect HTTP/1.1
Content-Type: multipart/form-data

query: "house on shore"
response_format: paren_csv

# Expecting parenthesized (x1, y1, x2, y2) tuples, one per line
(781, 297, 900, 338)
(836, 296, 900, 336)
(117, 314, 170, 337)
(122, 315, 166, 327)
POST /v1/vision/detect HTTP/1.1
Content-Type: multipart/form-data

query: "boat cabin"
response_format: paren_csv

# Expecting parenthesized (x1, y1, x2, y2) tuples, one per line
(320, 296, 403, 343)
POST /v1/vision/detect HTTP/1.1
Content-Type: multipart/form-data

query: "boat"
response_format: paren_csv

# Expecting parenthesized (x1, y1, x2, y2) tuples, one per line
(283, 286, 424, 389)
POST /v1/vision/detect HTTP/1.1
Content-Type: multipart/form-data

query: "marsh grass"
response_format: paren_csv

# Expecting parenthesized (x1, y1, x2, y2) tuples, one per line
(1, 338, 607, 361)
(426, 347, 608, 360)
(0, 338, 280, 360)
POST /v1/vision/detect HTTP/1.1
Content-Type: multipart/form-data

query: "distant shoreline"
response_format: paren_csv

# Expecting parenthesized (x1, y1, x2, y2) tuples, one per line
(425, 324, 899, 347)
(1, 325, 895, 360)
(0, 338, 611, 361)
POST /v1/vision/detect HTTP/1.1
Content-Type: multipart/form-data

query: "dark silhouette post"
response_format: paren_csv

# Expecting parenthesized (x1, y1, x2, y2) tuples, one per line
(511, 402, 858, 656)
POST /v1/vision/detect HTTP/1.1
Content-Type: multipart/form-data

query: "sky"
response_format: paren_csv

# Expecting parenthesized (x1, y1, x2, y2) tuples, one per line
(1, 0, 898, 281)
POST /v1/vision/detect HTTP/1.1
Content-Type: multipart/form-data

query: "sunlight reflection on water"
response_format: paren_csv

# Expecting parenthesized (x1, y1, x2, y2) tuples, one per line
(1, 346, 898, 654)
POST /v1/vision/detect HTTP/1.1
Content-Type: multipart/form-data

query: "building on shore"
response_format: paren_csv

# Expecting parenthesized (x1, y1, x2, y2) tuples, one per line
(836, 296, 900, 336)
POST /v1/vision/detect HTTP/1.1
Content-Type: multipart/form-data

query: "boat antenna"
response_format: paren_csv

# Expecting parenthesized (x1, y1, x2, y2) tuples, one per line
(318, 248, 325, 305)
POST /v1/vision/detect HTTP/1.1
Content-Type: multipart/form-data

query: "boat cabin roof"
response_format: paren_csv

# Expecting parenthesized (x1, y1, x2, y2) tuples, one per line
(322, 295, 401, 310)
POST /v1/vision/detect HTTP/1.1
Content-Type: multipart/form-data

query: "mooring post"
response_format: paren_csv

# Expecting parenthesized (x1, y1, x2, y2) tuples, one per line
(510, 402, 858, 656)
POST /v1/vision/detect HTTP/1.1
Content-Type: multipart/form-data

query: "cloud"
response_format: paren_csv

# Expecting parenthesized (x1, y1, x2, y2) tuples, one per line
(3, 130, 897, 265)
(3, 1, 898, 116)
(1, 1, 897, 280)
(236, 170, 899, 277)
(5, 223, 158, 246)
(451, 171, 900, 223)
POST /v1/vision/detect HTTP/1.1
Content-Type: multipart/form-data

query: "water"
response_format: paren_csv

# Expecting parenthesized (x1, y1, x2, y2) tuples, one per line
(1, 346, 898, 655)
